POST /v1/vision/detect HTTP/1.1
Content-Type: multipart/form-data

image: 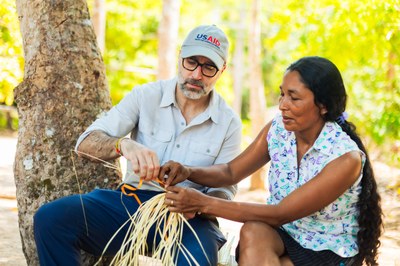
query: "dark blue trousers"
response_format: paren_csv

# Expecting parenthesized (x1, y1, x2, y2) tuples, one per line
(34, 188, 225, 266)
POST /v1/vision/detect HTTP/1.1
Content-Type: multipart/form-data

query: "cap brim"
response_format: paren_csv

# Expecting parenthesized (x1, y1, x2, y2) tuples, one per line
(181, 46, 225, 70)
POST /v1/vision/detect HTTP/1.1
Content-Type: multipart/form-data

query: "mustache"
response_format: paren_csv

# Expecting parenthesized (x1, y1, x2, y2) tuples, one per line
(183, 79, 204, 89)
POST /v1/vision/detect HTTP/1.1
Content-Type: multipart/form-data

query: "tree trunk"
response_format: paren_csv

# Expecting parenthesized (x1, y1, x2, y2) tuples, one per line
(157, 0, 181, 80)
(231, 8, 246, 115)
(248, 0, 267, 190)
(14, 0, 120, 264)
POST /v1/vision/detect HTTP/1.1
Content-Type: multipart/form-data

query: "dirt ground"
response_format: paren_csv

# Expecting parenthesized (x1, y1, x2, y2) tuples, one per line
(1, 134, 399, 265)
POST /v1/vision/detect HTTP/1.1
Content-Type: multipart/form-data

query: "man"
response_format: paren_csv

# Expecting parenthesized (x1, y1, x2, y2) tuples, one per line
(34, 24, 242, 265)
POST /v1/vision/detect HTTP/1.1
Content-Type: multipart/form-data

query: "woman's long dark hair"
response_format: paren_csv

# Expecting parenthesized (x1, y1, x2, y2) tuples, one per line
(287, 56, 383, 265)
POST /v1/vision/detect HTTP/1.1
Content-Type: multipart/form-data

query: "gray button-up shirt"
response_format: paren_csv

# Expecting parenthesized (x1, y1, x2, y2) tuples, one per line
(76, 77, 242, 199)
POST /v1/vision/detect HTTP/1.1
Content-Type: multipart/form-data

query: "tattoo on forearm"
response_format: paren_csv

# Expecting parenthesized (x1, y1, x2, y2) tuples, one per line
(78, 131, 118, 161)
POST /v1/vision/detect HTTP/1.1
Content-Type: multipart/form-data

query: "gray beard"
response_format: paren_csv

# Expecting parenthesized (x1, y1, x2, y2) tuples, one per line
(178, 83, 206, 100)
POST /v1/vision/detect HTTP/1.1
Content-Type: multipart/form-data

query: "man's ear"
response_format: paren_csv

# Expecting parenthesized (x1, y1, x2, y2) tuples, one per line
(220, 64, 227, 74)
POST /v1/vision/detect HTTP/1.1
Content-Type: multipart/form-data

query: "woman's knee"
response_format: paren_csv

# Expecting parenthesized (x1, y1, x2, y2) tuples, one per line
(237, 222, 286, 265)
(239, 221, 284, 254)
(240, 221, 275, 241)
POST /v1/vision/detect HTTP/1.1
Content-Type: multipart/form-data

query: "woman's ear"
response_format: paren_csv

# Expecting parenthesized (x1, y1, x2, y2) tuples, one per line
(319, 105, 328, 116)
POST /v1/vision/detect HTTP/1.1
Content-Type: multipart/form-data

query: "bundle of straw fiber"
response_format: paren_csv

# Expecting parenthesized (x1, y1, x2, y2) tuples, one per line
(95, 186, 209, 266)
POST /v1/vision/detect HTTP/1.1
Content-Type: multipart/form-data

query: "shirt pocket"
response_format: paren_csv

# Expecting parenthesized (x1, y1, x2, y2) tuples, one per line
(136, 122, 173, 161)
(185, 141, 220, 166)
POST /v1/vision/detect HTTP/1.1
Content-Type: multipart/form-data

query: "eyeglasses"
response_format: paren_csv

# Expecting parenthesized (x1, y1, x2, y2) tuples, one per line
(182, 58, 219, 78)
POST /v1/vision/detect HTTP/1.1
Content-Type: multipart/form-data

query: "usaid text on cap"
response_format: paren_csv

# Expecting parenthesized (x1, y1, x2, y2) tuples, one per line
(195, 34, 221, 47)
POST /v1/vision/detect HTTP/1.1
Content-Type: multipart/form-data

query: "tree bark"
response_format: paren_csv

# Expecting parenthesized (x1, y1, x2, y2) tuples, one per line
(232, 12, 246, 115)
(248, 0, 267, 190)
(157, 0, 181, 80)
(14, 0, 120, 264)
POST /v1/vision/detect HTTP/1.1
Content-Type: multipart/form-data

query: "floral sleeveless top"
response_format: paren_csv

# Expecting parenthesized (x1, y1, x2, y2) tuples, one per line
(267, 114, 365, 257)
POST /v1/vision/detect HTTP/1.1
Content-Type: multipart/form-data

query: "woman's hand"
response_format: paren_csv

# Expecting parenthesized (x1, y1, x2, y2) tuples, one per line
(159, 160, 191, 187)
(164, 186, 206, 215)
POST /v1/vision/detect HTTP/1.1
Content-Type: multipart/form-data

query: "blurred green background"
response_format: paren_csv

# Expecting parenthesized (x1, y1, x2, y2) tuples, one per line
(1, 0, 399, 167)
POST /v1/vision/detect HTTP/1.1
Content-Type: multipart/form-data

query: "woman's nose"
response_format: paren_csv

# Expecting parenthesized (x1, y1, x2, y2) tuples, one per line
(278, 97, 285, 110)
(279, 96, 288, 110)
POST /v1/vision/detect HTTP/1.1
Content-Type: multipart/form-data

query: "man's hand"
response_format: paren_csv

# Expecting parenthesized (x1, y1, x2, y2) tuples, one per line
(120, 139, 160, 181)
(159, 160, 191, 187)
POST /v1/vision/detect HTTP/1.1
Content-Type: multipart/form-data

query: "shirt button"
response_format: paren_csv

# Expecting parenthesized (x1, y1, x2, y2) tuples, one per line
(176, 144, 180, 148)
(206, 149, 210, 153)
(181, 122, 185, 126)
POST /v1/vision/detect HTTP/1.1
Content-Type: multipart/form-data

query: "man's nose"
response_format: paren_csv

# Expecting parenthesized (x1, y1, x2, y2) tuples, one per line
(191, 66, 203, 79)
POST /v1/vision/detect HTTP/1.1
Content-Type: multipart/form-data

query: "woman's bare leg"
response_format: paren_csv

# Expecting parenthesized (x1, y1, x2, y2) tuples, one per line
(238, 221, 293, 266)
(280, 255, 294, 266)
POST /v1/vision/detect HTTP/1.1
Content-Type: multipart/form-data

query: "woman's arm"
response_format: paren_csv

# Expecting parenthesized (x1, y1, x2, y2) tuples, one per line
(162, 121, 272, 187)
(165, 151, 362, 226)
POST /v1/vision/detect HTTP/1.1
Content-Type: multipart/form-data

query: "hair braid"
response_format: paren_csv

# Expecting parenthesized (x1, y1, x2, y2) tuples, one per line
(341, 121, 383, 266)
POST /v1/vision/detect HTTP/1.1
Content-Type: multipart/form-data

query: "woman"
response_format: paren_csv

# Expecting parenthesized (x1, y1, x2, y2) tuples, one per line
(160, 56, 382, 265)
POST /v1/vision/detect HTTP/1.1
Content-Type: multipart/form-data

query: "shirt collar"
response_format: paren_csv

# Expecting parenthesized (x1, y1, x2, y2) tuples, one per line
(208, 90, 219, 124)
(160, 77, 178, 108)
(160, 77, 220, 124)
(311, 121, 339, 156)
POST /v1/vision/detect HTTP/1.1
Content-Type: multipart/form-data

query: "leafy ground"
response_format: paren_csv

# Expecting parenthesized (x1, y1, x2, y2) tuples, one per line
(0, 134, 399, 265)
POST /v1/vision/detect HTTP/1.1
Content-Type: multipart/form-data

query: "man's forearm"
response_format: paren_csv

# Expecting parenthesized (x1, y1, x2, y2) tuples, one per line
(77, 130, 120, 161)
